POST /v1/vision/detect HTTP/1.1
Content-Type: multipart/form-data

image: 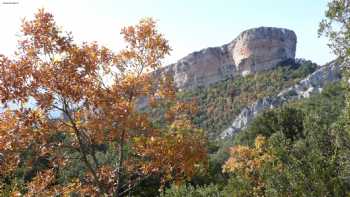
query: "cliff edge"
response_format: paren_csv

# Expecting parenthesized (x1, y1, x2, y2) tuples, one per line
(159, 27, 297, 90)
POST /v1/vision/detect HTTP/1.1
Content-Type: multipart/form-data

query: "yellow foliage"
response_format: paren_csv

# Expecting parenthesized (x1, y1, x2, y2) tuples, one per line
(223, 135, 275, 196)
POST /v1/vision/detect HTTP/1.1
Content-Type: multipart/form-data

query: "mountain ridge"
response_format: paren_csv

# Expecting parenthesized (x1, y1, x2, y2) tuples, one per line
(157, 26, 297, 90)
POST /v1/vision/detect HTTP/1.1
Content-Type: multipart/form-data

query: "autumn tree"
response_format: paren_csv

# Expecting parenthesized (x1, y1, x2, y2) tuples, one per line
(222, 135, 278, 196)
(0, 9, 207, 196)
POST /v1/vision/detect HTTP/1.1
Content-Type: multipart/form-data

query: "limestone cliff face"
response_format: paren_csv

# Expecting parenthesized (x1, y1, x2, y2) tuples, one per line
(160, 44, 236, 90)
(159, 27, 297, 90)
(233, 27, 297, 76)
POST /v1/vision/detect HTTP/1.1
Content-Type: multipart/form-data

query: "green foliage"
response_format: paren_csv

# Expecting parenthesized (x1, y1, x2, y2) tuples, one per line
(222, 81, 350, 196)
(177, 61, 317, 138)
(232, 82, 345, 146)
(233, 107, 304, 146)
(319, 0, 350, 62)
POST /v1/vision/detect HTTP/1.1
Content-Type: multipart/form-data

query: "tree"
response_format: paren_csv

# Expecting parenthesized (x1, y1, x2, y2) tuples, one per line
(234, 107, 304, 146)
(319, 0, 350, 63)
(0, 9, 207, 196)
(319, 2, 350, 193)
(222, 135, 277, 197)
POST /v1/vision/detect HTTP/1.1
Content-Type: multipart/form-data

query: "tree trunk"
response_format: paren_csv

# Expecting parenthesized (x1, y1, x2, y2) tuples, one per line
(114, 130, 125, 197)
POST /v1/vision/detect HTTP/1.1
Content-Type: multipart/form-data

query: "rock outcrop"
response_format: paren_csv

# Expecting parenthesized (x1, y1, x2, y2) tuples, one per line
(159, 27, 297, 90)
(220, 61, 343, 139)
(233, 27, 297, 76)
(157, 45, 236, 90)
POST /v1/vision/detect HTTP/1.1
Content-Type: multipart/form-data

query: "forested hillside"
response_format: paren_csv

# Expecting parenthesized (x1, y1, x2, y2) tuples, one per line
(177, 60, 317, 138)
(164, 80, 349, 196)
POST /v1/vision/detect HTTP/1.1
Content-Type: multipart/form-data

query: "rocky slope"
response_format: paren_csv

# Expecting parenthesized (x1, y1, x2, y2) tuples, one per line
(220, 60, 343, 138)
(158, 27, 297, 90)
(153, 26, 344, 139)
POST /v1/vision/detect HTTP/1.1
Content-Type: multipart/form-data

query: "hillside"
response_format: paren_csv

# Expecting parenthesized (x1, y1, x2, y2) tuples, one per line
(167, 80, 348, 197)
(150, 26, 344, 140)
(177, 60, 318, 138)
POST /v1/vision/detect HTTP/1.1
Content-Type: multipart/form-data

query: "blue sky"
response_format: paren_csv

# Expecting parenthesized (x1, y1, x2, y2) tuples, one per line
(0, 0, 334, 65)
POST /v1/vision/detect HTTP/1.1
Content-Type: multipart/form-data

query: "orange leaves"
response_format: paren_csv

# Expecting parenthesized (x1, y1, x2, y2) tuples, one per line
(34, 92, 54, 109)
(0, 55, 33, 104)
(32, 42, 107, 103)
(116, 73, 154, 99)
(0, 109, 52, 176)
(222, 136, 276, 196)
(26, 169, 56, 196)
(59, 179, 83, 197)
(158, 74, 177, 100)
(132, 118, 207, 186)
(96, 165, 115, 192)
(20, 8, 67, 54)
(118, 18, 171, 74)
(223, 136, 273, 174)
(0, 9, 207, 196)
(0, 110, 31, 151)
(11, 9, 115, 105)
(223, 145, 255, 174)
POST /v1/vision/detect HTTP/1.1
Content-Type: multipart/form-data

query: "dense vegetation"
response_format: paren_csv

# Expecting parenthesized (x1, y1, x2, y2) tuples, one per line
(164, 80, 350, 196)
(177, 60, 317, 138)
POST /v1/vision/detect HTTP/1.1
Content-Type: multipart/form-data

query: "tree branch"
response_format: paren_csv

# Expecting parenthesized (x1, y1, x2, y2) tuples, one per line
(62, 98, 106, 194)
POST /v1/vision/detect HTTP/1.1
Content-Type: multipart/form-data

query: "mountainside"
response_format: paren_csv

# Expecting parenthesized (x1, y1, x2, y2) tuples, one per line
(153, 27, 344, 139)
(176, 60, 318, 138)
(220, 60, 343, 138)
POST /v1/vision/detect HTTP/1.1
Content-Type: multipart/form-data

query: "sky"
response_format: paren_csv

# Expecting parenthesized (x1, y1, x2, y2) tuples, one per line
(0, 0, 335, 65)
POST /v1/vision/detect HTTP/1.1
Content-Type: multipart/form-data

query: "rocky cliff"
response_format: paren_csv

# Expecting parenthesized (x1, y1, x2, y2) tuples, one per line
(159, 27, 297, 90)
(233, 27, 297, 76)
